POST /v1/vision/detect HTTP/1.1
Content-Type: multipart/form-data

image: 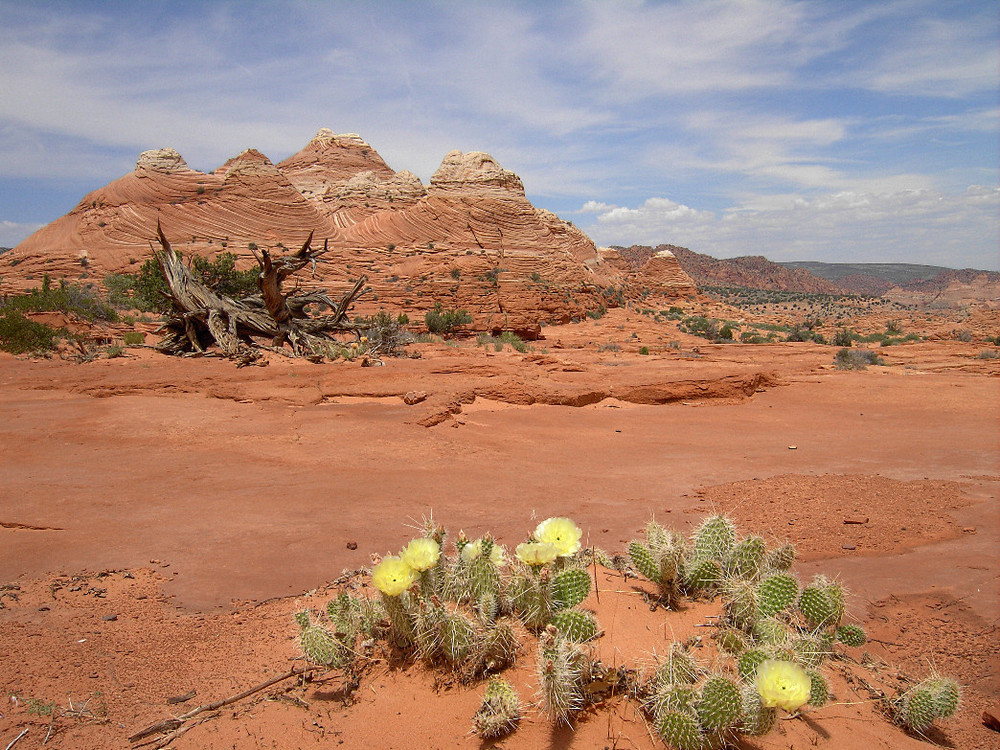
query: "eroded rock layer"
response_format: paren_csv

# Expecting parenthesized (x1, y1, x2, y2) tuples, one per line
(8, 130, 696, 333)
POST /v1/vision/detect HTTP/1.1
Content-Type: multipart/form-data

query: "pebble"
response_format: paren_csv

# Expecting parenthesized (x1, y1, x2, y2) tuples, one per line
(346, 541, 358, 550)
(962, 526, 977, 533)
(844, 516, 869, 525)
(101, 614, 118, 622)
(842, 543, 857, 550)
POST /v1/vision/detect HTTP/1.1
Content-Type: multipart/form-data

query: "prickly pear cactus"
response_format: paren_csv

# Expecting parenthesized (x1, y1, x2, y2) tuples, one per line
(473, 676, 521, 739)
(440, 611, 479, 665)
(656, 709, 704, 750)
(896, 683, 939, 733)
(655, 644, 700, 686)
(755, 573, 798, 618)
(300, 624, 347, 667)
(765, 541, 796, 572)
(737, 647, 771, 682)
(683, 558, 722, 594)
(692, 515, 736, 563)
(791, 633, 828, 668)
(740, 684, 777, 736)
(552, 568, 591, 610)
(696, 674, 743, 732)
(751, 617, 789, 647)
(293, 610, 310, 630)
(835, 623, 867, 647)
(629, 540, 660, 582)
(807, 670, 829, 707)
(798, 581, 838, 629)
(727, 535, 767, 580)
(550, 609, 599, 643)
(929, 677, 960, 718)
(537, 628, 584, 723)
(714, 627, 748, 655)
(723, 579, 758, 630)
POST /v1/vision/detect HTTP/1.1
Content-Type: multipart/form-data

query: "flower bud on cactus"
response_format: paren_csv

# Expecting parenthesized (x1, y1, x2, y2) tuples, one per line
(696, 674, 743, 731)
(835, 623, 867, 647)
(755, 573, 798, 618)
(550, 609, 600, 643)
(552, 568, 591, 610)
(807, 670, 829, 707)
(740, 684, 778, 736)
(692, 515, 736, 563)
(727, 536, 767, 580)
(474, 676, 521, 739)
(655, 709, 704, 750)
(300, 624, 347, 667)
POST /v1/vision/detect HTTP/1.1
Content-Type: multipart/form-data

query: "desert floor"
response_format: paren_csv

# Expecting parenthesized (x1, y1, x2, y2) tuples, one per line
(1, 309, 997, 749)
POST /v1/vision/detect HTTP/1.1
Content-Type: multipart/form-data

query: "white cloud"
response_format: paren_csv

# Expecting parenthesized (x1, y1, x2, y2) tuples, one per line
(0, 220, 43, 247)
(584, 186, 1000, 270)
(578, 200, 618, 214)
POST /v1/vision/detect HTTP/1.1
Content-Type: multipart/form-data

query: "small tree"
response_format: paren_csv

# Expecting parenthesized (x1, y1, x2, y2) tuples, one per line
(425, 304, 472, 336)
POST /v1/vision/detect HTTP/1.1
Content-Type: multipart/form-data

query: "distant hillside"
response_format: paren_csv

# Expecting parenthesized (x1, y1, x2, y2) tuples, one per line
(626, 245, 843, 293)
(782, 261, 1000, 296)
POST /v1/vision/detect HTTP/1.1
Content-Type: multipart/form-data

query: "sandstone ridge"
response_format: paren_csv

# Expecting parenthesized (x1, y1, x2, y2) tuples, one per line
(8, 131, 696, 335)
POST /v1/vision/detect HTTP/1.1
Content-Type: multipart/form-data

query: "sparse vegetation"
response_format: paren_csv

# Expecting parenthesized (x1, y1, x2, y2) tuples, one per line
(834, 348, 884, 369)
(424, 304, 472, 336)
(3, 274, 118, 321)
(0, 308, 69, 354)
(476, 331, 528, 353)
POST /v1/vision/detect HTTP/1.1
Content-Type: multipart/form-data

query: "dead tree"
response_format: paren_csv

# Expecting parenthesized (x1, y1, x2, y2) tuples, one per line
(152, 221, 368, 363)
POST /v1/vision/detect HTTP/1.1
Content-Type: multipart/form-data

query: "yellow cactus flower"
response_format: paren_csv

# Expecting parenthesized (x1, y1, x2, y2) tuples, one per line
(755, 660, 811, 712)
(372, 556, 418, 596)
(400, 537, 440, 572)
(461, 538, 507, 566)
(515, 541, 559, 566)
(534, 517, 582, 557)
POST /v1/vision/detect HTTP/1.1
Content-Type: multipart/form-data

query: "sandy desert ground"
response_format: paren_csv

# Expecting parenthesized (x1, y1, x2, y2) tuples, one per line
(1, 308, 997, 749)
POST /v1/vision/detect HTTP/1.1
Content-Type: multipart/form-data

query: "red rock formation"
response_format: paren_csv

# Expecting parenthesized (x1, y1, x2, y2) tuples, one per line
(6, 132, 697, 335)
(667, 246, 842, 293)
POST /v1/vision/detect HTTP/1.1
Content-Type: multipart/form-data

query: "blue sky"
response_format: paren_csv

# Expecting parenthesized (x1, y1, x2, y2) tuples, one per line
(1, 0, 997, 269)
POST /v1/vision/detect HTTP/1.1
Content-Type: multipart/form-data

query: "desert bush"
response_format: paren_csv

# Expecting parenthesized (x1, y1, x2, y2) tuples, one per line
(0, 309, 68, 354)
(476, 332, 528, 353)
(586, 305, 607, 320)
(597, 342, 620, 353)
(122, 331, 145, 347)
(107, 252, 259, 312)
(4, 275, 118, 322)
(953, 329, 973, 343)
(638, 346, 650, 355)
(425, 304, 473, 336)
(679, 315, 720, 341)
(356, 310, 412, 357)
(833, 328, 854, 347)
(834, 348, 883, 369)
(975, 349, 998, 360)
(718, 325, 734, 341)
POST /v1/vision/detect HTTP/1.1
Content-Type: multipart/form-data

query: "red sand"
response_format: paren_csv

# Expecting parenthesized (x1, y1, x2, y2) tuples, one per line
(1, 314, 997, 749)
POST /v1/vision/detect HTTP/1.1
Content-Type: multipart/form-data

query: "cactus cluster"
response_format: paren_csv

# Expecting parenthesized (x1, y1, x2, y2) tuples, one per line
(893, 677, 961, 734)
(290, 512, 960, 746)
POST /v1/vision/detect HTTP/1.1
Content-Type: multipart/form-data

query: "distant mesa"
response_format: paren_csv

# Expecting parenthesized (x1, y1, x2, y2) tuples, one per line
(6, 129, 697, 335)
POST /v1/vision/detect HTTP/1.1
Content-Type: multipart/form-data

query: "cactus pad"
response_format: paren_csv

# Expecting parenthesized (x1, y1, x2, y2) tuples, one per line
(684, 558, 722, 593)
(629, 541, 660, 582)
(755, 573, 798, 618)
(656, 709, 704, 750)
(697, 675, 743, 731)
(766, 541, 796, 571)
(550, 609, 600, 643)
(655, 644, 700, 686)
(727, 536, 767, 580)
(474, 677, 521, 739)
(835, 623, 867, 647)
(737, 648, 771, 682)
(807, 670, 829, 707)
(552, 568, 591, 610)
(798, 585, 838, 629)
(740, 685, 778, 736)
(897, 685, 938, 733)
(692, 515, 736, 563)
(300, 625, 346, 667)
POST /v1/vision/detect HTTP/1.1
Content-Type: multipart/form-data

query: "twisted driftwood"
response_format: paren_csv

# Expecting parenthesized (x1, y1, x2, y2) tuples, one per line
(152, 221, 368, 362)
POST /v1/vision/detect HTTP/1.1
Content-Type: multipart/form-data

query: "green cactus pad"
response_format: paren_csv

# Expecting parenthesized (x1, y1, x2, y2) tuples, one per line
(656, 709, 704, 750)
(807, 670, 829, 707)
(714, 627, 747, 655)
(684, 558, 722, 593)
(897, 685, 938, 733)
(723, 580, 758, 630)
(766, 541, 796, 571)
(696, 675, 743, 731)
(741, 685, 778, 736)
(798, 585, 838, 629)
(474, 676, 521, 739)
(835, 623, 867, 647)
(552, 568, 591, 610)
(293, 610, 310, 630)
(629, 541, 660, 582)
(648, 683, 698, 717)
(537, 637, 584, 723)
(300, 625, 346, 667)
(737, 648, 771, 682)
(550, 609, 600, 643)
(441, 612, 479, 665)
(929, 677, 960, 718)
(477, 592, 499, 624)
(468, 556, 501, 602)
(755, 573, 798, 618)
(751, 618, 790, 647)
(791, 634, 828, 668)
(692, 515, 736, 563)
(727, 536, 767, 580)
(655, 644, 700, 686)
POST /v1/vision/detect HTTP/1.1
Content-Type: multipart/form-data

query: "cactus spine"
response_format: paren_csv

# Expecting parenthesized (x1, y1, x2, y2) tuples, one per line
(551, 568, 591, 610)
(537, 628, 584, 723)
(836, 623, 867, 647)
(550, 609, 600, 643)
(696, 674, 743, 732)
(656, 709, 704, 750)
(755, 573, 798, 618)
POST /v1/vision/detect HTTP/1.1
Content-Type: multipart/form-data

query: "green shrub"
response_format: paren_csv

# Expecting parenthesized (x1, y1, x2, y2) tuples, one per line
(3, 275, 118, 322)
(834, 348, 883, 370)
(976, 349, 998, 360)
(638, 346, 650, 355)
(355, 310, 412, 356)
(122, 331, 146, 346)
(107, 252, 259, 312)
(833, 328, 854, 347)
(718, 325, 734, 341)
(586, 305, 607, 320)
(425, 304, 472, 335)
(0, 309, 67, 354)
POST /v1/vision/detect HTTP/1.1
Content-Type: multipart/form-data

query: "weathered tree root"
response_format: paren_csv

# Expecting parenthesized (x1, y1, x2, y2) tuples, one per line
(152, 221, 368, 362)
